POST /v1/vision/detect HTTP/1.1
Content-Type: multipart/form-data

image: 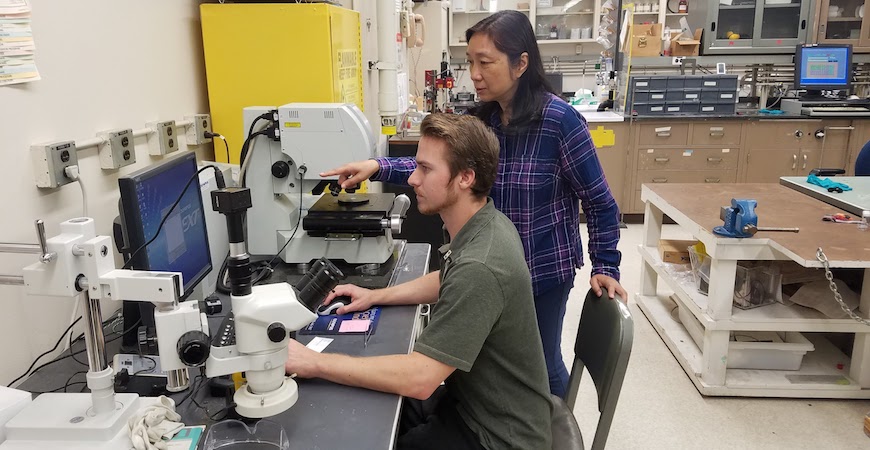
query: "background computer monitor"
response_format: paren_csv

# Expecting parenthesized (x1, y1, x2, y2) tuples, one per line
(794, 44, 852, 98)
(117, 151, 212, 349)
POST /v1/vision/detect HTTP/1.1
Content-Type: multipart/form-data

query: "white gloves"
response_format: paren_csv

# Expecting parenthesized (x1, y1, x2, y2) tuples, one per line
(128, 396, 185, 450)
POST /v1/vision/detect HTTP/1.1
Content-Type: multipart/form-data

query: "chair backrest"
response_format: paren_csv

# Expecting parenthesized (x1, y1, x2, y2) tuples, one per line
(563, 289, 634, 450)
(856, 140, 870, 176)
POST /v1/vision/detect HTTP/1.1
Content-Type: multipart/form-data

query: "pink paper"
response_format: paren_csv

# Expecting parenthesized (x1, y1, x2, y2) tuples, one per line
(339, 319, 371, 333)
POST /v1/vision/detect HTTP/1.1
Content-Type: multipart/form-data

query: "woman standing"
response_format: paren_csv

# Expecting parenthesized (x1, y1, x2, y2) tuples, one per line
(323, 10, 625, 397)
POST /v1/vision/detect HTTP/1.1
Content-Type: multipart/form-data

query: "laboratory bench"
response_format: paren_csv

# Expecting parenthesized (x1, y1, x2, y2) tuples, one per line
(18, 242, 431, 450)
(637, 183, 870, 398)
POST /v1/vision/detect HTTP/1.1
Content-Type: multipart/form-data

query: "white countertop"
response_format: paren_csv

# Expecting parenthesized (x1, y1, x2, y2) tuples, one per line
(573, 105, 625, 122)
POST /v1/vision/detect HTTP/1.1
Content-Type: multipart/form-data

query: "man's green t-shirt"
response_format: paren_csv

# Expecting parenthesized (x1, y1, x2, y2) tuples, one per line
(414, 199, 553, 449)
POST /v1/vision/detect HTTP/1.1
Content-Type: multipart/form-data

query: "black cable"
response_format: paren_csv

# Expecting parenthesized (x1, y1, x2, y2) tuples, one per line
(239, 130, 270, 188)
(176, 373, 205, 407)
(208, 402, 237, 421)
(69, 326, 87, 366)
(122, 165, 222, 270)
(64, 370, 88, 392)
(221, 136, 230, 163)
(7, 317, 82, 387)
(239, 112, 274, 172)
(31, 382, 86, 395)
(29, 318, 142, 377)
(257, 181, 305, 283)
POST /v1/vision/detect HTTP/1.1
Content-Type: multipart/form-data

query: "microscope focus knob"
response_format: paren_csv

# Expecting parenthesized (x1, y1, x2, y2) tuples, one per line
(271, 161, 290, 179)
(177, 331, 210, 366)
(267, 322, 287, 343)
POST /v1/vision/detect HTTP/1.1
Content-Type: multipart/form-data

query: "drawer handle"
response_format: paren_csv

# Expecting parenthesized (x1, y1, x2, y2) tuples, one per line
(792, 154, 797, 170)
(802, 154, 808, 170)
(709, 127, 725, 136)
(656, 131, 671, 137)
(707, 157, 722, 163)
(705, 178, 720, 183)
(652, 178, 668, 183)
(654, 157, 670, 162)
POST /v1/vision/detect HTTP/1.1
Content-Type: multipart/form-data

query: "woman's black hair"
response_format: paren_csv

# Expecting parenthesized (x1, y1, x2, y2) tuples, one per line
(465, 10, 557, 133)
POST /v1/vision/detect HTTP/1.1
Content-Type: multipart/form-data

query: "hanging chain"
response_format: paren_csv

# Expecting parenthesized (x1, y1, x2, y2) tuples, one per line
(816, 248, 870, 326)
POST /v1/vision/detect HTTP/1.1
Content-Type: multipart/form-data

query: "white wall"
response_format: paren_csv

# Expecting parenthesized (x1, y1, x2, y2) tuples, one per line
(0, 1, 210, 386)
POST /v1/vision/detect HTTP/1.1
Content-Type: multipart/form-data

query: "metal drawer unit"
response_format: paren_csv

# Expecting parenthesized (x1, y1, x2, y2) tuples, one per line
(630, 75, 739, 116)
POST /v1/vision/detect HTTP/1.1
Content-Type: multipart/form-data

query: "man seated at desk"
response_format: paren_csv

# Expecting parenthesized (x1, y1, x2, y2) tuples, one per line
(284, 114, 553, 450)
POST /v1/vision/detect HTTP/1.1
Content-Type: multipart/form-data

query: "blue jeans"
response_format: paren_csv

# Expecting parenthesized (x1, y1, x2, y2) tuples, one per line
(535, 279, 574, 397)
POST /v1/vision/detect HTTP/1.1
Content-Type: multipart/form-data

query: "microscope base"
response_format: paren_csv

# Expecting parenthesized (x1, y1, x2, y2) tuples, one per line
(234, 377, 299, 419)
(0, 393, 141, 449)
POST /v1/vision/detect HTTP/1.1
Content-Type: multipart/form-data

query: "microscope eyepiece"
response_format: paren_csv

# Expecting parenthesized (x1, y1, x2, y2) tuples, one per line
(296, 257, 346, 312)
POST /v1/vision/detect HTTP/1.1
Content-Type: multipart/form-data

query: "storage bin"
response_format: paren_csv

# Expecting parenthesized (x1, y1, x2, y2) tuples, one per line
(728, 331, 814, 371)
(667, 76, 685, 89)
(677, 307, 814, 371)
(648, 76, 669, 90)
(688, 245, 710, 295)
(733, 264, 782, 309)
(684, 76, 703, 89)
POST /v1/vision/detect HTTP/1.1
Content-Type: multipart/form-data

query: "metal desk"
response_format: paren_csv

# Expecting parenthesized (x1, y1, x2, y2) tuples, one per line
(20, 242, 430, 449)
(780, 176, 870, 217)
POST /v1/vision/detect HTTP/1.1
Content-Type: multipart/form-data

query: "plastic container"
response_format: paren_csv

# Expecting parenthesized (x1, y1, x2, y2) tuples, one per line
(727, 331, 814, 371)
(203, 419, 290, 450)
(688, 245, 710, 295)
(733, 264, 782, 310)
(677, 308, 814, 371)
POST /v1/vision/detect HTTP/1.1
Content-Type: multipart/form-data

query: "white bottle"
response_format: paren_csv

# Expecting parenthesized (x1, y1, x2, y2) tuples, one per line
(859, 211, 870, 231)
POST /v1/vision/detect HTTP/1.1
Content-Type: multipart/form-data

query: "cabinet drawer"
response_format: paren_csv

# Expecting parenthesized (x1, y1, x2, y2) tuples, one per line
(690, 122, 742, 146)
(637, 148, 738, 170)
(636, 123, 690, 146)
(634, 169, 737, 190)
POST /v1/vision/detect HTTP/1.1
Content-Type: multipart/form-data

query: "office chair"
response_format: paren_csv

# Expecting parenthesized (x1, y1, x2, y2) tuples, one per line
(551, 289, 634, 450)
(856, 140, 870, 176)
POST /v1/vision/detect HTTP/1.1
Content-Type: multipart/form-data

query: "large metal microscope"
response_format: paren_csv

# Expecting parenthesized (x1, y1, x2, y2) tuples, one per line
(242, 103, 410, 267)
(3, 183, 345, 449)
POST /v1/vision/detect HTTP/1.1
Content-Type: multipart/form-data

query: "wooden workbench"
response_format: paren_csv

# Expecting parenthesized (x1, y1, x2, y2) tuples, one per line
(637, 183, 870, 398)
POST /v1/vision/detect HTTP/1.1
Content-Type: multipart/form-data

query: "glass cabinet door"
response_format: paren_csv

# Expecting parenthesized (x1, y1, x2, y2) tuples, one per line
(709, 0, 757, 51)
(756, 0, 809, 48)
(818, 0, 865, 44)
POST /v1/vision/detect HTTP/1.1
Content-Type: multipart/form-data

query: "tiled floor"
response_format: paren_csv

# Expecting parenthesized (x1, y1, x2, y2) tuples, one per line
(566, 223, 870, 449)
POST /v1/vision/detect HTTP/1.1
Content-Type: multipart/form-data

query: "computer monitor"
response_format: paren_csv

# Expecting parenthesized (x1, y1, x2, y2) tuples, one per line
(117, 152, 212, 350)
(794, 44, 852, 99)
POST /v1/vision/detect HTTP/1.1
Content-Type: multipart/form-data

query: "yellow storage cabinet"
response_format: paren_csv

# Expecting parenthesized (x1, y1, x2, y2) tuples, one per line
(201, 3, 363, 163)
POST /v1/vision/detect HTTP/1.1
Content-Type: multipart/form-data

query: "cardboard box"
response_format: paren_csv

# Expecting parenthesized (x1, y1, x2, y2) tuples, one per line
(630, 23, 662, 57)
(659, 239, 697, 264)
(670, 28, 702, 57)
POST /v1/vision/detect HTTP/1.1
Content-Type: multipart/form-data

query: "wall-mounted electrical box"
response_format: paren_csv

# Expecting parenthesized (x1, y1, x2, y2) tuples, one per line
(97, 128, 136, 170)
(184, 114, 212, 145)
(147, 120, 178, 156)
(31, 140, 79, 189)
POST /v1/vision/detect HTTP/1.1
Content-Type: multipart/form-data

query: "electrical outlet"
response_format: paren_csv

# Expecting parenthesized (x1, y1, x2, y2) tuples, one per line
(185, 114, 212, 145)
(147, 120, 178, 156)
(671, 57, 684, 66)
(31, 140, 79, 188)
(97, 128, 136, 170)
(575, 44, 583, 55)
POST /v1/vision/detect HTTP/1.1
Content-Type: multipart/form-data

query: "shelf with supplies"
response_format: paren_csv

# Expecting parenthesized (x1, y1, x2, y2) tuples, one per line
(636, 182, 870, 398)
(448, 0, 605, 54)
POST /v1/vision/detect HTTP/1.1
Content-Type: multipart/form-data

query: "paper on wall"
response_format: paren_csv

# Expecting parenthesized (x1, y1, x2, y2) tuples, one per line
(0, 0, 38, 86)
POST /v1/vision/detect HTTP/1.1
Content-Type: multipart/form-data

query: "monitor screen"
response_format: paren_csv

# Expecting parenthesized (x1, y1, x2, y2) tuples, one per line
(795, 44, 852, 91)
(118, 152, 211, 299)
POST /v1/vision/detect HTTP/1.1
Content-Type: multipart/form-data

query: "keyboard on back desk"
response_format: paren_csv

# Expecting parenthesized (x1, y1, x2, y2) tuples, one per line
(810, 106, 870, 112)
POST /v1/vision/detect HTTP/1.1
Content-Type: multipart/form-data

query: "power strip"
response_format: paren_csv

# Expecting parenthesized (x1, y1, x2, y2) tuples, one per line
(112, 353, 166, 378)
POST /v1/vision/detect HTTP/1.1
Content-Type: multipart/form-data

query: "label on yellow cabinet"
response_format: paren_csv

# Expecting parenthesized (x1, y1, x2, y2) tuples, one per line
(284, 122, 301, 128)
(382, 125, 397, 135)
(590, 126, 615, 148)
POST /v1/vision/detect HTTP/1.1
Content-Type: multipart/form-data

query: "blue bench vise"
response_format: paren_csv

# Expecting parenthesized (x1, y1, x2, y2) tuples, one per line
(713, 199, 800, 238)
